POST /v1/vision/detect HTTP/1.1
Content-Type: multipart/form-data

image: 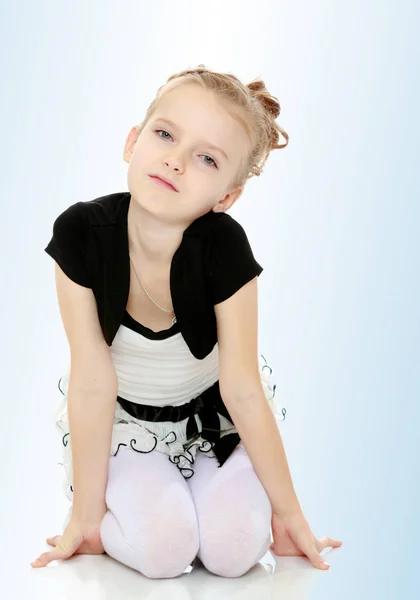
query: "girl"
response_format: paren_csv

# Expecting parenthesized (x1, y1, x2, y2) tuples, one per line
(32, 65, 342, 578)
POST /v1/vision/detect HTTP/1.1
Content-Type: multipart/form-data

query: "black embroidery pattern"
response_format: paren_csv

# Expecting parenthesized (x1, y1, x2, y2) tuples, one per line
(62, 421, 219, 493)
(113, 434, 158, 457)
(260, 353, 287, 421)
(58, 377, 63, 394)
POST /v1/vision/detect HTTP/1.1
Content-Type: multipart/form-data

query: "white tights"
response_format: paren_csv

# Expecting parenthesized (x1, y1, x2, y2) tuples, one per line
(65, 442, 272, 579)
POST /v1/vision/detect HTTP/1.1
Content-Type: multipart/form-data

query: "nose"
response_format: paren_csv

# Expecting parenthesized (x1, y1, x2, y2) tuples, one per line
(164, 153, 184, 173)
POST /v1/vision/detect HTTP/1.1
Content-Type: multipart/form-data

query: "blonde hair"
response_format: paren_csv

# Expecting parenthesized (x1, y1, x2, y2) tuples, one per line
(138, 64, 289, 188)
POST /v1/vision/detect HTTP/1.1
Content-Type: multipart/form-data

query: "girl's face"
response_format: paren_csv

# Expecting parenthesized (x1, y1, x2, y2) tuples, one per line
(123, 83, 251, 224)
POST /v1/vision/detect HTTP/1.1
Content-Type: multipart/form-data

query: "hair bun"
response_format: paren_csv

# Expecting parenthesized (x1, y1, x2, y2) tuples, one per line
(247, 80, 266, 93)
(247, 79, 280, 119)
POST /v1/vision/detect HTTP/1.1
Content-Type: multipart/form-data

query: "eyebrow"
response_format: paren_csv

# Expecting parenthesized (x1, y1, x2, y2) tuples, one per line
(153, 117, 229, 162)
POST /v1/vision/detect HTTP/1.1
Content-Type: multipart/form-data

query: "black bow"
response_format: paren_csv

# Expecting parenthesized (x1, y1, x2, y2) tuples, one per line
(186, 384, 241, 467)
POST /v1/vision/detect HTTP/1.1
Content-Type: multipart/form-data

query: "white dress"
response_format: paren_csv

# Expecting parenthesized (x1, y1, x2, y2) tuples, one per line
(54, 309, 279, 500)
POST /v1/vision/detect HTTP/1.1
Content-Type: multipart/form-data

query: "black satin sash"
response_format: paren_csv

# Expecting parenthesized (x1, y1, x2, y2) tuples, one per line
(116, 380, 241, 467)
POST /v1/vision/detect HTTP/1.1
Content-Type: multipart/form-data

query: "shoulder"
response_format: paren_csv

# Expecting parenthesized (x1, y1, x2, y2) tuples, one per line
(80, 191, 130, 226)
(208, 211, 262, 268)
(49, 201, 87, 238)
(209, 212, 252, 249)
(44, 201, 90, 287)
(189, 211, 255, 263)
(190, 210, 248, 238)
(44, 191, 128, 288)
(202, 211, 263, 305)
(49, 190, 128, 229)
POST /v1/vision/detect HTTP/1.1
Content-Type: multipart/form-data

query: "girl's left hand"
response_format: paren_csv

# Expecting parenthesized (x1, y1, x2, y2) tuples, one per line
(270, 510, 343, 570)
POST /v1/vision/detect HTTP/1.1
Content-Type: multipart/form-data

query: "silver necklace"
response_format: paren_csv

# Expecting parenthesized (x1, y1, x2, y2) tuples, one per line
(129, 253, 177, 325)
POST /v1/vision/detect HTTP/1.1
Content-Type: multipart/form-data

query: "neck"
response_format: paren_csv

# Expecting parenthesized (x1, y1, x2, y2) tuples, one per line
(127, 195, 185, 268)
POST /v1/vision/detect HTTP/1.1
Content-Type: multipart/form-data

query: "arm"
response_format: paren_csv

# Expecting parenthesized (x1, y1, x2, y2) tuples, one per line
(215, 276, 301, 516)
(55, 262, 117, 522)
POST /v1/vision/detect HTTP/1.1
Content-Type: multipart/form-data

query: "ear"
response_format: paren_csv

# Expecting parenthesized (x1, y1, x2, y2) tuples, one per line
(123, 126, 141, 163)
(212, 185, 244, 213)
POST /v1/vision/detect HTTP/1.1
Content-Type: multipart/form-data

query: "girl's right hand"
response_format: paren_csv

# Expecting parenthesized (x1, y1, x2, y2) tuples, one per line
(31, 518, 105, 567)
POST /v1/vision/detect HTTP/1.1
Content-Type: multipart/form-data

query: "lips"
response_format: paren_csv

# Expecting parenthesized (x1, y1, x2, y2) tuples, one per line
(149, 174, 178, 192)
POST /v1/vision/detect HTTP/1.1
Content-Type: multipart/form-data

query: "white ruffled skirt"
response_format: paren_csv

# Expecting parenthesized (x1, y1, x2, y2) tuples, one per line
(53, 354, 281, 501)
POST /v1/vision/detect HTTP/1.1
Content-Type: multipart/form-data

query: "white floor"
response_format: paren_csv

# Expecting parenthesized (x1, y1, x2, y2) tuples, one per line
(7, 475, 343, 600)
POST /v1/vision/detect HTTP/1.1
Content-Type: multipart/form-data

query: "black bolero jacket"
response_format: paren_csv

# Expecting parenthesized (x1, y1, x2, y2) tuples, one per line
(44, 191, 263, 360)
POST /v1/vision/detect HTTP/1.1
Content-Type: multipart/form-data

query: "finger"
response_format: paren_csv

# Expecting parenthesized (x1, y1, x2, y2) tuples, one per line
(317, 536, 343, 551)
(306, 547, 330, 570)
(46, 535, 61, 547)
(31, 544, 75, 568)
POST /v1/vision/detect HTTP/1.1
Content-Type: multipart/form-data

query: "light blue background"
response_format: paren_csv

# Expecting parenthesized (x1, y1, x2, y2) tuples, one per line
(1, 0, 418, 597)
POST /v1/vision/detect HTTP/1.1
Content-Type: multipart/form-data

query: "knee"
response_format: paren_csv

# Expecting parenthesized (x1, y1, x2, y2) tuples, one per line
(100, 509, 200, 579)
(197, 490, 272, 577)
(199, 528, 271, 577)
(141, 515, 200, 579)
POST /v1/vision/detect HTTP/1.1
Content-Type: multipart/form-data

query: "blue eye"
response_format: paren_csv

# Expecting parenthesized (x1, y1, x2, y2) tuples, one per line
(202, 155, 217, 168)
(155, 129, 172, 140)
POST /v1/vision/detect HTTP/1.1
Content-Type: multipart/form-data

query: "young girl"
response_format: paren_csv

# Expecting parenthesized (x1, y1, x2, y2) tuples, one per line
(32, 65, 342, 578)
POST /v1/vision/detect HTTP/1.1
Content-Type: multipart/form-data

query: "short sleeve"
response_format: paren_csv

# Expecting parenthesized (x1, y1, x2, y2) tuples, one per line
(208, 216, 263, 305)
(44, 201, 91, 288)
